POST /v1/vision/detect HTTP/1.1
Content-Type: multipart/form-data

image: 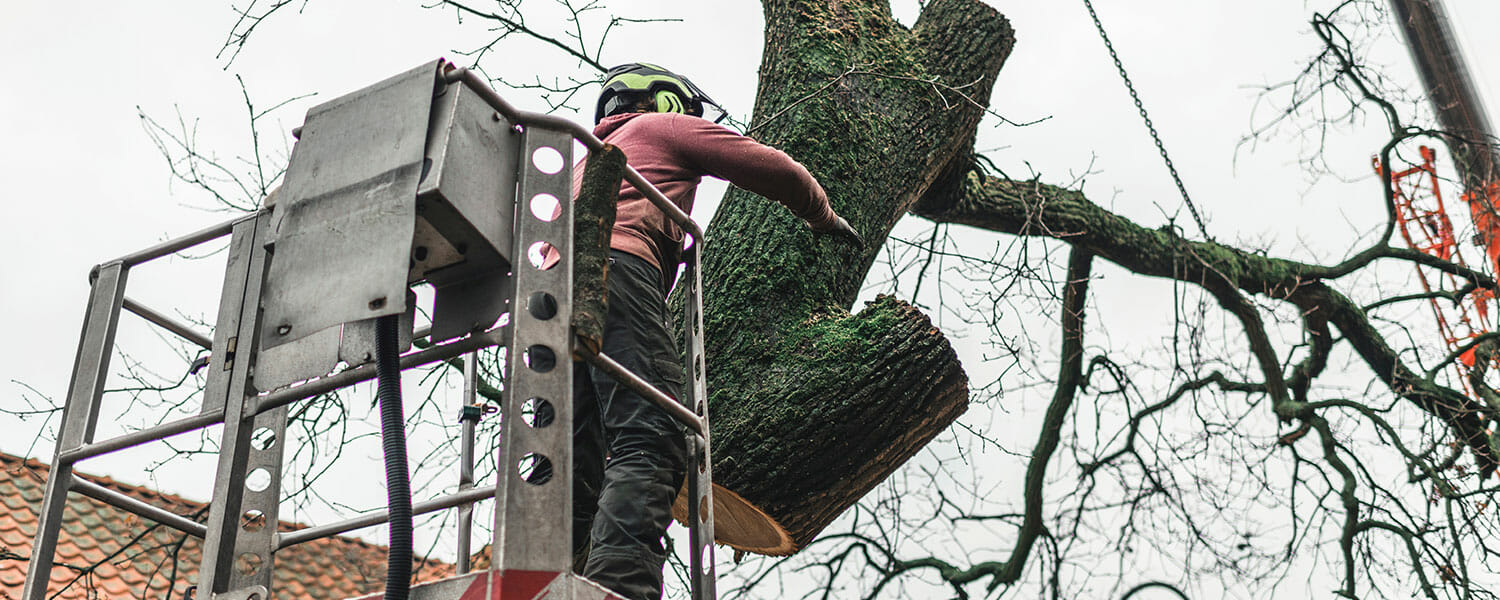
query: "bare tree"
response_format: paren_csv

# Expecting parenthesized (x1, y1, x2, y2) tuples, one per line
(15, 1, 1500, 599)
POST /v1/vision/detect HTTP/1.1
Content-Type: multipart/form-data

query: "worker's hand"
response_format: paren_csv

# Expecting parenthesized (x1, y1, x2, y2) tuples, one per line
(815, 215, 865, 251)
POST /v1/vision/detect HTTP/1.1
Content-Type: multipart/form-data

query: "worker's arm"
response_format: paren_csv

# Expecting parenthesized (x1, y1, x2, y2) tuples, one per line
(668, 114, 845, 233)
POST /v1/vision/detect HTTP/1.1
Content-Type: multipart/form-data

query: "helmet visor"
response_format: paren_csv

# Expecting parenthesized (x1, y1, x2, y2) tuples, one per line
(675, 73, 727, 123)
(699, 99, 727, 124)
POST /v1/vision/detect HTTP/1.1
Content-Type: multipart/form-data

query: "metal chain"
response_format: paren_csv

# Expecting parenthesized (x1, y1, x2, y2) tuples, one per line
(1081, 0, 1211, 240)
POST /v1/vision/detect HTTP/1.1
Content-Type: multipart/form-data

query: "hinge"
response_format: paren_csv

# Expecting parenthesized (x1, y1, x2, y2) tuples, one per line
(223, 337, 237, 371)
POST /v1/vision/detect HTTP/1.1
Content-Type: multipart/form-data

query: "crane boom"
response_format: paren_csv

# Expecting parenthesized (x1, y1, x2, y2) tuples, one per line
(1388, 0, 1500, 266)
(1389, 0, 1498, 188)
(1378, 1, 1500, 465)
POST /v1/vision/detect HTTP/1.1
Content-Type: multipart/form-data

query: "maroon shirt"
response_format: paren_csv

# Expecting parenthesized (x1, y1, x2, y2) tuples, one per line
(574, 112, 837, 274)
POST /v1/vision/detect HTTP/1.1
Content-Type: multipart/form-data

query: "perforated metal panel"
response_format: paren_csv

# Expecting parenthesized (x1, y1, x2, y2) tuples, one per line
(197, 213, 284, 599)
(682, 248, 718, 599)
(494, 127, 577, 571)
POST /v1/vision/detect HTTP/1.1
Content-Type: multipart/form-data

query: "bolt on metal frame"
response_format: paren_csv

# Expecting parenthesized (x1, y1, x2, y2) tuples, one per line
(23, 65, 717, 600)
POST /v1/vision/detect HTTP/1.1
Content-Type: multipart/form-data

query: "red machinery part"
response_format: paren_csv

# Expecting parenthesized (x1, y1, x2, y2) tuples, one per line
(1378, 146, 1493, 390)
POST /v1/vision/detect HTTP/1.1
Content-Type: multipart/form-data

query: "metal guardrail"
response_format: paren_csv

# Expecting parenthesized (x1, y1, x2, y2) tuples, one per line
(23, 63, 718, 600)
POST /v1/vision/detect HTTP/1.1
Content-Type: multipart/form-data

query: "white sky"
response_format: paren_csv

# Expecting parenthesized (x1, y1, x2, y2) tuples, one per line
(4, 0, 1500, 595)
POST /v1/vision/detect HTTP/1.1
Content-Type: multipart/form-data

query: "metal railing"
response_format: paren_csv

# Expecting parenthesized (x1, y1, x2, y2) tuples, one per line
(23, 64, 717, 600)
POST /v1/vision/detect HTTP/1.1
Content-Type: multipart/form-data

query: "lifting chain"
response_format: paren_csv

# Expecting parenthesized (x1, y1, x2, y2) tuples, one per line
(1081, 0, 1211, 241)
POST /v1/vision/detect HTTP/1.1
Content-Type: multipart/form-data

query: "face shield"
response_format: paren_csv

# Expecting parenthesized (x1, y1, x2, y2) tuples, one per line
(698, 100, 728, 124)
(676, 74, 728, 124)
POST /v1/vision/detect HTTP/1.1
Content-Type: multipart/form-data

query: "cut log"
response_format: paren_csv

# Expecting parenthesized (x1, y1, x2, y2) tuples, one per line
(666, 0, 1009, 557)
(673, 296, 967, 555)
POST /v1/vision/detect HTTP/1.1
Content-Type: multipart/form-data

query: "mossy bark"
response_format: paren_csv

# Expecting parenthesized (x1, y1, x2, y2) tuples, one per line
(677, 0, 1015, 554)
(682, 0, 1492, 552)
(910, 166, 1499, 477)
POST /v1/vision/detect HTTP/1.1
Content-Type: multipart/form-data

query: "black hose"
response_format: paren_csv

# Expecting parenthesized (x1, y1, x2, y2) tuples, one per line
(1120, 582, 1190, 600)
(375, 314, 411, 600)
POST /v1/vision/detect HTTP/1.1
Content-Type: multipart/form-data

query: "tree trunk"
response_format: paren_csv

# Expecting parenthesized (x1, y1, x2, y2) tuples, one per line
(672, 0, 1015, 555)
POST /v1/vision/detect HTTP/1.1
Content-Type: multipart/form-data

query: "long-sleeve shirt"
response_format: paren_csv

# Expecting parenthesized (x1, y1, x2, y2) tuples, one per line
(578, 112, 837, 276)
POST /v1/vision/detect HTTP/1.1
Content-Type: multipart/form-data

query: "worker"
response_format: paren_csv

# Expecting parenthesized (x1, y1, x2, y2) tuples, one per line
(570, 62, 862, 600)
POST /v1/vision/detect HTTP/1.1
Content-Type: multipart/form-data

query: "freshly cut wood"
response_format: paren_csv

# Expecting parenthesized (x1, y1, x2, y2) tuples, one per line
(673, 484, 787, 554)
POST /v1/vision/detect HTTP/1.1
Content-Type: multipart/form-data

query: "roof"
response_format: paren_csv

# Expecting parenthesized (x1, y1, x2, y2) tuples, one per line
(0, 452, 455, 600)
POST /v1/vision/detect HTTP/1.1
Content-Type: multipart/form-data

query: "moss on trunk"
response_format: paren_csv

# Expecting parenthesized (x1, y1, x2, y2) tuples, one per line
(673, 0, 1015, 553)
(712, 296, 967, 551)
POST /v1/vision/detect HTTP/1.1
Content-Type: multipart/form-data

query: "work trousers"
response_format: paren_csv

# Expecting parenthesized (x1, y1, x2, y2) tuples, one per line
(572, 250, 688, 600)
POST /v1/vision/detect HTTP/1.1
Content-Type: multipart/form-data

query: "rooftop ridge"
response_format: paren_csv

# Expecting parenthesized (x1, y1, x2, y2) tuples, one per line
(0, 450, 457, 600)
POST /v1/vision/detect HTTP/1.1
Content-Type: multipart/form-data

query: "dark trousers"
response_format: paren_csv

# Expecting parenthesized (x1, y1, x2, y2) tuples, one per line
(573, 250, 688, 600)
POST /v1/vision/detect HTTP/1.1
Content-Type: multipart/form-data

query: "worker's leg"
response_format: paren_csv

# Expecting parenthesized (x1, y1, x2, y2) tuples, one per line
(571, 362, 605, 571)
(582, 251, 688, 600)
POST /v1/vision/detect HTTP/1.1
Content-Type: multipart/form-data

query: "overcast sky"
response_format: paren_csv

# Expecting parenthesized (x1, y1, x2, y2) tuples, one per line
(4, 0, 1500, 587)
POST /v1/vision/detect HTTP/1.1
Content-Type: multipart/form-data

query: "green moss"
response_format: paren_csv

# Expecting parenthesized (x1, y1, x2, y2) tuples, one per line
(706, 295, 921, 426)
(681, 0, 1016, 445)
(777, 296, 912, 359)
(691, 1, 973, 418)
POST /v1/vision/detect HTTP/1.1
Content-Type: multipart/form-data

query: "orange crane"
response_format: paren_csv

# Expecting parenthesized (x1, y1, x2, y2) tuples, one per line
(1376, 146, 1492, 390)
(1380, 0, 1500, 393)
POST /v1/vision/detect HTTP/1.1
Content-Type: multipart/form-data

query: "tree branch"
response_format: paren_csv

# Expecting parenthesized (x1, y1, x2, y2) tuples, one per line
(914, 171, 1498, 474)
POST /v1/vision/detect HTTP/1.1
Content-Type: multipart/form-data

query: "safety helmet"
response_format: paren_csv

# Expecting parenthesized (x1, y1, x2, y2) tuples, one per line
(594, 63, 726, 124)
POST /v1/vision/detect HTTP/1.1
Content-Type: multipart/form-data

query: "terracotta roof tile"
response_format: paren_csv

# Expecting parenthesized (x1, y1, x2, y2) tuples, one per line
(8, 512, 35, 528)
(0, 452, 456, 600)
(99, 574, 130, 596)
(93, 561, 119, 581)
(66, 534, 96, 553)
(50, 544, 81, 563)
(56, 519, 86, 539)
(0, 530, 27, 550)
(1, 495, 27, 512)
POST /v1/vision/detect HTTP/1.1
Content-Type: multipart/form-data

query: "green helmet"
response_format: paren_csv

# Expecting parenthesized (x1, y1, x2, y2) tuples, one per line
(594, 63, 726, 124)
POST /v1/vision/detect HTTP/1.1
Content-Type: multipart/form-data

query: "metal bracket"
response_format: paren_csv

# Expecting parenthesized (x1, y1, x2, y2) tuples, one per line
(210, 585, 269, 600)
(259, 61, 440, 351)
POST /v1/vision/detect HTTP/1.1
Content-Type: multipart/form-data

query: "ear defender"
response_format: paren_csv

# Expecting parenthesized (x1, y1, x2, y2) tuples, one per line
(655, 89, 686, 114)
